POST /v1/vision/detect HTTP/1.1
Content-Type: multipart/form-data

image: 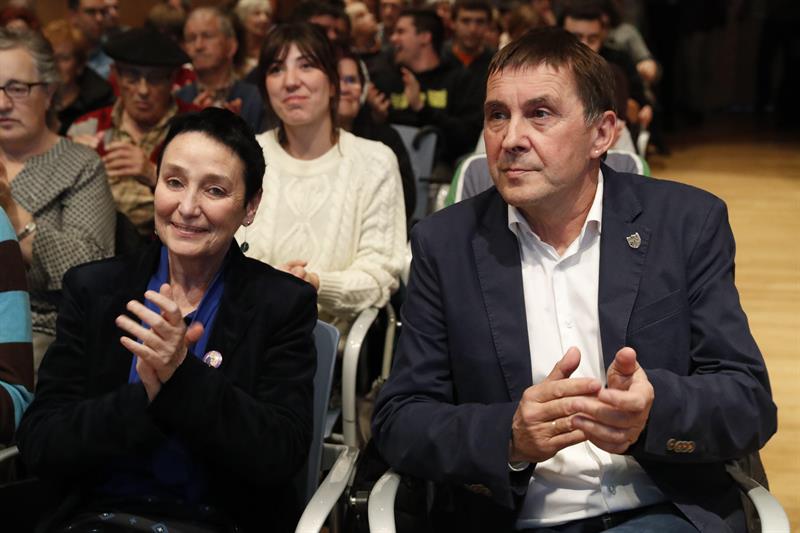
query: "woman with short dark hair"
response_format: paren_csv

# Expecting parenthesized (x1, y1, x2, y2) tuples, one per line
(18, 108, 318, 532)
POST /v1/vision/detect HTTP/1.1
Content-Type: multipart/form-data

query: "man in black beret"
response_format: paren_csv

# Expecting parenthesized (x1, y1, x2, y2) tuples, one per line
(68, 28, 198, 237)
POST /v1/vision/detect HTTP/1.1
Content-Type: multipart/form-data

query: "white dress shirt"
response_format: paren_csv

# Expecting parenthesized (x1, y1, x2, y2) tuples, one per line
(508, 172, 665, 528)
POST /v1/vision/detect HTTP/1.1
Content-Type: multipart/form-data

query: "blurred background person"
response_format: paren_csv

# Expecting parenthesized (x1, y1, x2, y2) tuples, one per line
(177, 6, 266, 133)
(18, 108, 317, 533)
(442, 0, 494, 105)
(346, 1, 381, 58)
(234, 0, 274, 78)
(0, 6, 40, 32)
(0, 28, 115, 372)
(68, 0, 113, 79)
(102, 0, 127, 39)
(68, 27, 196, 237)
(41, 20, 114, 135)
(242, 22, 406, 333)
(336, 45, 415, 220)
(0, 205, 34, 447)
(378, 0, 406, 47)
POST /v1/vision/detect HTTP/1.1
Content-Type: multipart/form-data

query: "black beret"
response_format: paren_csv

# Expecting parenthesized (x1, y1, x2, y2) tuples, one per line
(103, 27, 189, 67)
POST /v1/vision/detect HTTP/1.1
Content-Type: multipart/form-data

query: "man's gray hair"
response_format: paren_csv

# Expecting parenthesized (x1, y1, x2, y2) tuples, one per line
(187, 6, 237, 39)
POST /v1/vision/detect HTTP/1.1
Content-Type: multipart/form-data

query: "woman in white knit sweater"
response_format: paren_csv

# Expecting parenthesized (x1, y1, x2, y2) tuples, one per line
(237, 22, 406, 331)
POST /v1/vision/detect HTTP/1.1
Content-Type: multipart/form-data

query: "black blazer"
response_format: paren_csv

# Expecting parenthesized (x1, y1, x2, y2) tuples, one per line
(373, 165, 776, 532)
(18, 241, 318, 532)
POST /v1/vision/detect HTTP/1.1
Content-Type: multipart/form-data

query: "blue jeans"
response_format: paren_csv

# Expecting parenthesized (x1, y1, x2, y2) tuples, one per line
(524, 503, 698, 533)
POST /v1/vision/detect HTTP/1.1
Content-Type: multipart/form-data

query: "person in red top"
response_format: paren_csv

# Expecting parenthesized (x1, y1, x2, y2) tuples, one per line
(68, 27, 198, 236)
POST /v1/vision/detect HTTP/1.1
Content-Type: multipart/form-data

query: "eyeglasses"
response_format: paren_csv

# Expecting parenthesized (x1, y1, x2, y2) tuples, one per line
(80, 6, 108, 17)
(0, 80, 48, 100)
(117, 67, 174, 86)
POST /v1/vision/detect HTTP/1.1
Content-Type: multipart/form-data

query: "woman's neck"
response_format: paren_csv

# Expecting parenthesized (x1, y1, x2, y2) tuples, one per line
(283, 119, 336, 160)
(167, 251, 226, 315)
(1, 129, 59, 167)
(246, 33, 265, 60)
(59, 82, 81, 109)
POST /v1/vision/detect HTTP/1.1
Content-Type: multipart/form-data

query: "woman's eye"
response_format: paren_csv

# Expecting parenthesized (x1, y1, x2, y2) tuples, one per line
(165, 178, 183, 189)
(267, 64, 283, 75)
(207, 187, 226, 197)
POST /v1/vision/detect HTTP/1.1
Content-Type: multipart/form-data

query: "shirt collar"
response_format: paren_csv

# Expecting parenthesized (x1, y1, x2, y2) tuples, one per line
(507, 169, 605, 240)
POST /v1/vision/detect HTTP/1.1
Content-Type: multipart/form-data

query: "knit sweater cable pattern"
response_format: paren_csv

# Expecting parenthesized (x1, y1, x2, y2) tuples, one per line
(238, 129, 407, 326)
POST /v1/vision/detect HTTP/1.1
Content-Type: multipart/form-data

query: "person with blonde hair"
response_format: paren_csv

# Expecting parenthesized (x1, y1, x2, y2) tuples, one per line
(41, 19, 113, 134)
(234, 0, 273, 77)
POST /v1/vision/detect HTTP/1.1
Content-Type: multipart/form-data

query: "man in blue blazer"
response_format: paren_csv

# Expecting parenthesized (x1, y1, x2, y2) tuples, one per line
(372, 28, 776, 532)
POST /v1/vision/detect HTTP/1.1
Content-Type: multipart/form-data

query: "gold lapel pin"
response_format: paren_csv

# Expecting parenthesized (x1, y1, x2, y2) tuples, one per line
(626, 232, 642, 249)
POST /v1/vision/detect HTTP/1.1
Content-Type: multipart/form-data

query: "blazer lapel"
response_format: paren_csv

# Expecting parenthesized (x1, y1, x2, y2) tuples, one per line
(204, 244, 258, 366)
(472, 191, 532, 401)
(598, 165, 651, 369)
(97, 242, 162, 389)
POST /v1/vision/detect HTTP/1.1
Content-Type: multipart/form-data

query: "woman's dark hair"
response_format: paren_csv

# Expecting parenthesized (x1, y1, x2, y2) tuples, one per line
(157, 108, 265, 205)
(255, 22, 339, 146)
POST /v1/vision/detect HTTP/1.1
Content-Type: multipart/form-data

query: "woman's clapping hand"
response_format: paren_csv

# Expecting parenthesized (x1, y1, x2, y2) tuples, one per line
(116, 283, 204, 402)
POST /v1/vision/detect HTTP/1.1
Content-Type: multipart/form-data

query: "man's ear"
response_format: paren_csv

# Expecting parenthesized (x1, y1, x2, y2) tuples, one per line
(590, 110, 617, 159)
(227, 36, 238, 61)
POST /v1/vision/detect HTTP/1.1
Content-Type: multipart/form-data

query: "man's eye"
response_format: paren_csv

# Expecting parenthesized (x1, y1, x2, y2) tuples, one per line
(531, 109, 551, 119)
(487, 110, 507, 121)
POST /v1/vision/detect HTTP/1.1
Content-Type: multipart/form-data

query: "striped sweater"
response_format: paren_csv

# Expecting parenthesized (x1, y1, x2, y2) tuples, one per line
(0, 207, 34, 444)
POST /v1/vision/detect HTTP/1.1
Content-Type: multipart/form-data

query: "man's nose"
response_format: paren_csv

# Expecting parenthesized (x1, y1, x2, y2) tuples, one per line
(501, 116, 531, 152)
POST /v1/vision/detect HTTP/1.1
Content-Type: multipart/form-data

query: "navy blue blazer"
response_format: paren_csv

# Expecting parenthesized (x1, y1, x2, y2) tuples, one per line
(373, 165, 777, 532)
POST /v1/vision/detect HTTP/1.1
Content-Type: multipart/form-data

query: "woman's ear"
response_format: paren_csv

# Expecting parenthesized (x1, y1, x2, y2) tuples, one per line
(244, 188, 263, 224)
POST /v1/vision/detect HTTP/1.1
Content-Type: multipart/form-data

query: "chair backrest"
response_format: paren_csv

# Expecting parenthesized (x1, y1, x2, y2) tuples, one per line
(391, 124, 438, 222)
(296, 320, 340, 505)
(450, 150, 651, 206)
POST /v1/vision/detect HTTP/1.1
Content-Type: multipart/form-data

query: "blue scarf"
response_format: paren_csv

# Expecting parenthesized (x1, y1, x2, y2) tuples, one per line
(105, 245, 227, 503)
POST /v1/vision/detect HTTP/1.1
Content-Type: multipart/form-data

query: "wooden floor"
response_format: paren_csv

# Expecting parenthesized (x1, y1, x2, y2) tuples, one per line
(648, 117, 800, 530)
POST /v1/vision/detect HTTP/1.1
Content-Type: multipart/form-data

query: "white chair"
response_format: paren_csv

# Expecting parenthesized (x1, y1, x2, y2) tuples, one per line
(367, 464, 790, 533)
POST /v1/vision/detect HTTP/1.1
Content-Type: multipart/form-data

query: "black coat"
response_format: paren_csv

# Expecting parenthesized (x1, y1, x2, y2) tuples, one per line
(18, 241, 318, 532)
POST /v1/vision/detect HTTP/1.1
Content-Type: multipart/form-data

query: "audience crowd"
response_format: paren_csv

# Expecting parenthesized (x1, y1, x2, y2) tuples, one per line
(0, 0, 786, 531)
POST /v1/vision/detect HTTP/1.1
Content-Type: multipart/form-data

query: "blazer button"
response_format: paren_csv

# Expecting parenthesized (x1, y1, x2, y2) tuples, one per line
(666, 438, 676, 451)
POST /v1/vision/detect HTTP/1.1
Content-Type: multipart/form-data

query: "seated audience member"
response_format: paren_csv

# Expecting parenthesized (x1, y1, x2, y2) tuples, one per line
(601, 0, 658, 85)
(370, 8, 484, 168)
(18, 108, 317, 533)
(503, 3, 543, 45)
(145, 2, 187, 44)
(290, 1, 351, 45)
(177, 7, 266, 133)
(0, 206, 34, 445)
(42, 20, 115, 135)
(441, 0, 495, 105)
(532, 0, 557, 26)
(0, 6, 40, 32)
(68, 27, 197, 237)
(378, 0, 407, 47)
(239, 23, 406, 333)
(102, 0, 126, 40)
(373, 28, 776, 533)
(560, 0, 653, 132)
(337, 46, 416, 219)
(68, 0, 113, 79)
(0, 28, 115, 373)
(347, 1, 382, 58)
(234, 0, 274, 77)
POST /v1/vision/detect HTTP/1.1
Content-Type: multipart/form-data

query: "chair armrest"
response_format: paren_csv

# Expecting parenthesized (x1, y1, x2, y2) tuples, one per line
(0, 445, 19, 464)
(342, 307, 380, 447)
(296, 444, 360, 533)
(726, 462, 790, 533)
(368, 469, 401, 533)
